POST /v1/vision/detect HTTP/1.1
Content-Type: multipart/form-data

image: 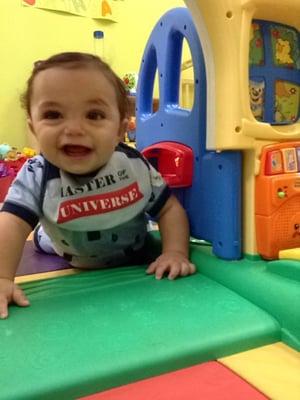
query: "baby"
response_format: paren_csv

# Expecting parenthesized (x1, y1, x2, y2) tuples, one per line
(0, 52, 195, 318)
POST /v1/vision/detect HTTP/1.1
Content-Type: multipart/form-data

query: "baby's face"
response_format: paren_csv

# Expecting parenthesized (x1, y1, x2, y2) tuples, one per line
(28, 66, 127, 175)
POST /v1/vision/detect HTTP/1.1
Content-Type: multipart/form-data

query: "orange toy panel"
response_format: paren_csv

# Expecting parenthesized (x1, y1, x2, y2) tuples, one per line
(256, 142, 300, 259)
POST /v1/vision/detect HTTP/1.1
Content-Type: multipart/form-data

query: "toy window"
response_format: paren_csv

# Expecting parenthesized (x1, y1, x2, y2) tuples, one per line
(249, 22, 265, 66)
(249, 20, 300, 125)
(275, 80, 300, 123)
(249, 78, 265, 121)
(271, 25, 299, 69)
(179, 38, 195, 110)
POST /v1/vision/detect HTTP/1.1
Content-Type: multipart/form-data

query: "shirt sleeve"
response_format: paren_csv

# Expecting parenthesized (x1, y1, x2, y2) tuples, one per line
(144, 160, 171, 218)
(1, 155, 45, 229)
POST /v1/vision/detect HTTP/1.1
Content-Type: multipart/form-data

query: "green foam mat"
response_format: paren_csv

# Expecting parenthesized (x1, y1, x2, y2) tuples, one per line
(190, 244, 300, 350)
(0, 261, 280, 400)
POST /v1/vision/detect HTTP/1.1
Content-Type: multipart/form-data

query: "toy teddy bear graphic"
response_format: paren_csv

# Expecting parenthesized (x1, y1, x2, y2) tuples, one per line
(249, 80, 265, 120)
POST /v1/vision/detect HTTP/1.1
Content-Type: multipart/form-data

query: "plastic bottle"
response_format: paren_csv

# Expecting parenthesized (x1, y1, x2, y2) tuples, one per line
(93, 30, 104, 59)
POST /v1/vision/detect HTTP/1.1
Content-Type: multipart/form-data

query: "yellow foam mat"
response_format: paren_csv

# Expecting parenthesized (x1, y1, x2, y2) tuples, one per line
(279, 248, 300, 260)
(219, 342, 300, 400)
(15, 268, 80, 284)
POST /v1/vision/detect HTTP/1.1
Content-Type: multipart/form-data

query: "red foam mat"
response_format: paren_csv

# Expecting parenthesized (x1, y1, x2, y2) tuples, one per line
(80, 361, 268, 400)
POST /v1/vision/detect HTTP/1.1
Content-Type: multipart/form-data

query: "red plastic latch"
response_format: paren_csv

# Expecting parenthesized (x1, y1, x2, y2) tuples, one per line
(142, 142, 193, 188)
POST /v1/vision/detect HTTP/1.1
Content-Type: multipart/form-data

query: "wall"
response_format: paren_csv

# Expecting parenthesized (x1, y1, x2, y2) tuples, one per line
(0, 0, 185, 149)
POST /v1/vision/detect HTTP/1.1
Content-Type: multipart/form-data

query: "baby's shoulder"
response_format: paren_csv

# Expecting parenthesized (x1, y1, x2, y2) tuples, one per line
(115, 143, 149, 168)
(25, 154, 45, 170)
(21, 155, 60, 187)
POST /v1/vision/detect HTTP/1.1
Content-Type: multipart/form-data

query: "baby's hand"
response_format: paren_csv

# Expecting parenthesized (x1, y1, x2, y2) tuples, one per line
(0, 278, 30, 319)
(146, 251, 196, 280)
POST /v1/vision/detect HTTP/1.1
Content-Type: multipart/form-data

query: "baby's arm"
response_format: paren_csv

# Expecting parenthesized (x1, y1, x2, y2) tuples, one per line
(146, 195, 196, 280)
(0, 212, 32, 318)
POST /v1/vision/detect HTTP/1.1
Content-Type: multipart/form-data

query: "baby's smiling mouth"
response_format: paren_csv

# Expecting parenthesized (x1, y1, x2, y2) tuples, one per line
(62, 145, 92, 157)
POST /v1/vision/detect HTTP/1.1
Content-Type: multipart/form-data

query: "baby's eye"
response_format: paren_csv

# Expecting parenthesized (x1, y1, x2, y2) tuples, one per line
(43, 110, 61, 119)
(87, 110, 105, 120)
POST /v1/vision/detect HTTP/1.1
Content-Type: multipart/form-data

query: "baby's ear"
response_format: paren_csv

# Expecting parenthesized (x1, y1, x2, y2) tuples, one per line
(117, 118, 129, 142)
(27, 118, 35, 135)
(121, 118, 129, 133)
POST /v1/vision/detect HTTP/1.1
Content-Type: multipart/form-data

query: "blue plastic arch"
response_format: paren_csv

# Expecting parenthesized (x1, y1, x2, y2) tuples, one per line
(136, 8, 242, 260)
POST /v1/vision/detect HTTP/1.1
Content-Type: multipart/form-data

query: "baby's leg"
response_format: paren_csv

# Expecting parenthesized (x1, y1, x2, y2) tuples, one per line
(33, 224, 57, 255)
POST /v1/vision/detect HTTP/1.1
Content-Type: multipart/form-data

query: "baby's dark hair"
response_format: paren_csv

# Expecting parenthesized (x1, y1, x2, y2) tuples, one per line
(21, 52, 129, 120)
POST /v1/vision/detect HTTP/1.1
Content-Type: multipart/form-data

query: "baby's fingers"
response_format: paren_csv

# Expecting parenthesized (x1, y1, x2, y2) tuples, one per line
(153, 263, 169, 280)
(177, 262, 192, 277)
(170, 262, 196, 279)
(146, 261, 157, 275)
(167, 263, 182, 280)
(0, 296, 9, 319)
(147, 259, 196, 280)
(12, 286, 30, 308)
(183, 262, 196, 276)
(147, 261, 170, 280)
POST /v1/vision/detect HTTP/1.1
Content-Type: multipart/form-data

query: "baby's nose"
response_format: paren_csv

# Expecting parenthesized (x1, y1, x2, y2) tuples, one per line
(63, 119, 85, 135)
